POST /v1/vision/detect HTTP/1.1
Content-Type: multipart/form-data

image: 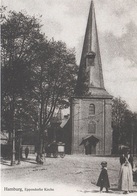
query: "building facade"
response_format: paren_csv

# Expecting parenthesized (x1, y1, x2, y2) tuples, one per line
(70, 1, 113, 155)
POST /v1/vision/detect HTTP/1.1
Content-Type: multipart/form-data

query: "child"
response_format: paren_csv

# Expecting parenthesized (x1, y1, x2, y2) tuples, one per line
(97, 161, 110, 193)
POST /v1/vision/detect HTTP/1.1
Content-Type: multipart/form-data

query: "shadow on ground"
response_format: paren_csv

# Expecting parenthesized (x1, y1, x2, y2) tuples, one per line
(0, 159, 11, 166)
(0, 157, 37, 166)
(22, 158, 37, 164)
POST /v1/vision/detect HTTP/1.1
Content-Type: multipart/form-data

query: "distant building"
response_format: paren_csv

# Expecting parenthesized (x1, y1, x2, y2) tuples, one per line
(0, 131, 10, 158)
(0, 131, 8, 145)
(70, 1, 113, 155)
(60, 115, 71, 154)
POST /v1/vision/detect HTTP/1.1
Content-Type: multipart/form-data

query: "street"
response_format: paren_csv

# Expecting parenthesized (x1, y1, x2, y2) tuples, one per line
(1, 155, 137, 196)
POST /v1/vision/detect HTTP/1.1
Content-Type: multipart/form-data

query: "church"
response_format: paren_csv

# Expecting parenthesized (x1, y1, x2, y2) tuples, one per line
(69, 1, 113, 155)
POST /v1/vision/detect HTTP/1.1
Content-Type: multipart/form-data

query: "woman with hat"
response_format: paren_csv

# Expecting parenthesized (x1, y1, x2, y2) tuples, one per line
(118, 149, 133, 194)
(97, 161, 110, 193)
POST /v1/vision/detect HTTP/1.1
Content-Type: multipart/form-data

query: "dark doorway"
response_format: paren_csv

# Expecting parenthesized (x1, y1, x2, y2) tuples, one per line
(80, 135, 99, 155)
(90, 143, 96, 154)
(85, 142, 96, 155)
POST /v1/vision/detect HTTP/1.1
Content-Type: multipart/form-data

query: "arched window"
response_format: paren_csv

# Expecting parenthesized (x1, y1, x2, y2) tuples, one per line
(89, 104, 95, 115)
(88, 121, 96, 133)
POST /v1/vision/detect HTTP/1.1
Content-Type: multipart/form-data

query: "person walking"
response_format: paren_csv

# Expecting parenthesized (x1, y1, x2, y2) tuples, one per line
(97, 161, 110, 193)
(25, 146, 29, 159)
(118, 149, 133, 194)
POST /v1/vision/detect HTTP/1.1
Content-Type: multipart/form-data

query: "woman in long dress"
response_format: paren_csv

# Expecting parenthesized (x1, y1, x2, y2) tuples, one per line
(118, 150, 133, 194)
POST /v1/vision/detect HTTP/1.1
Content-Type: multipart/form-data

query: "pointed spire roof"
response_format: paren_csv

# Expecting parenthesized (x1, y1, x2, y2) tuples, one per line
(75, 1, 111, 98)
(81, 1, 101, 59)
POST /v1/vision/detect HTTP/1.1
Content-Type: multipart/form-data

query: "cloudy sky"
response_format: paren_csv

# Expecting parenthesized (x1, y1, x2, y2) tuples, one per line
(2, 0, 137, 112)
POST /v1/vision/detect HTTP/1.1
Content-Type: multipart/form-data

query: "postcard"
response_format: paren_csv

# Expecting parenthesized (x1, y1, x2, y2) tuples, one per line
(1, 0, 137, 196)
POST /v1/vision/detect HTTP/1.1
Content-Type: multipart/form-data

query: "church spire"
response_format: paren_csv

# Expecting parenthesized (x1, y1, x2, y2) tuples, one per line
(75, 0, 109, 97)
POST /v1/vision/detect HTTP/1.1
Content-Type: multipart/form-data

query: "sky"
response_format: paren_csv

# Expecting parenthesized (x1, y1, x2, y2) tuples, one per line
(2, 0, 137, 112)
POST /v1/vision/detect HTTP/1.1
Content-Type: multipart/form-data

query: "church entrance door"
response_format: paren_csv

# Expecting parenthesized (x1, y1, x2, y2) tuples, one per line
(90, 143, 96, 154)
(85, 142, 96, 155)
(80, 135, 99, 155)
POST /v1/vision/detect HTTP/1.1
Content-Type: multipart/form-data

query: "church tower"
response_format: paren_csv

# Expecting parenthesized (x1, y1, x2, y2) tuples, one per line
(70, 1, 113, 155)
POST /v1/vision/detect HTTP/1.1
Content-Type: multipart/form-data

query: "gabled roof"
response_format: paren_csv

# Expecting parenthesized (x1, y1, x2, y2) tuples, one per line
(60, 117, 70, 128)
(0, 131, 8, 140)
(0, 131, 8, 144)
(80, 135, 99, 145)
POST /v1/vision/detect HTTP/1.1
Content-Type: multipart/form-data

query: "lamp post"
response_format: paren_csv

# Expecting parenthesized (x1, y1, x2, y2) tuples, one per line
(11, 107, 17, 166)
(17, 129, 23, 164)
(131, 122, 134, 156)
(43, 129, 48, 150)
(130, 132, 133, 155)
(11, 129, 16, 166)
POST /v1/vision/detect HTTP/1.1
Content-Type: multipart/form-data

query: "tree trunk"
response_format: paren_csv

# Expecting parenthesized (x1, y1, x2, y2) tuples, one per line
(36, 101, 44, 164)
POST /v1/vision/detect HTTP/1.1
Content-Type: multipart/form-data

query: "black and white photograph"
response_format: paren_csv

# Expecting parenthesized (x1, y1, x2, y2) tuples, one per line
(1, 0, 137, 196)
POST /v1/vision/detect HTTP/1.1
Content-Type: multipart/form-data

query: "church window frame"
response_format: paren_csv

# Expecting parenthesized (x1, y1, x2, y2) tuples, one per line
(88, 120, 96, 134)
(89, 104, 95, 115)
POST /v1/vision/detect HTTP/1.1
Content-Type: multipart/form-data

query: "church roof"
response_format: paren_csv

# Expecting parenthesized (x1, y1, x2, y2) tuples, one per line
(60, 117, 69, 128)
(75, 1, 112, 98)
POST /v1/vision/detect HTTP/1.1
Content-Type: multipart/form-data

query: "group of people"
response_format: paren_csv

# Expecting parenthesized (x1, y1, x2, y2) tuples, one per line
(97, 149, 134, 194)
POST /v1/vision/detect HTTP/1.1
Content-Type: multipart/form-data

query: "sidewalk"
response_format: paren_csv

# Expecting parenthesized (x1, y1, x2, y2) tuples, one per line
(0, 154, 39, 169)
